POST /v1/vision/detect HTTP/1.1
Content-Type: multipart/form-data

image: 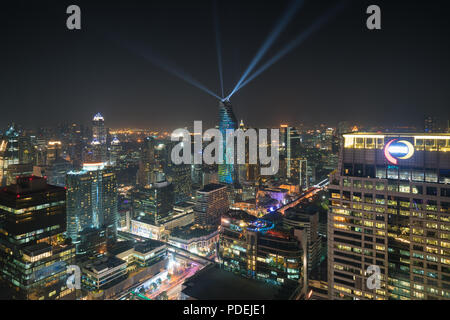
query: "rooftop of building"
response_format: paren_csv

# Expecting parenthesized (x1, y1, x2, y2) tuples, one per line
(170, 223, 218, 240)
(182, 264, 298, 300)
(0, 176, 64, 197)
(222, 209, 255, 222)
(134, 239, 166, 254)
(173, 201, 195, 209)
(343, 132, 450, 138)
(108, 240, 136, 256)
(198, 183, 227, 193)
(22, 242, 52, 256)
(84, 255, 126, 274)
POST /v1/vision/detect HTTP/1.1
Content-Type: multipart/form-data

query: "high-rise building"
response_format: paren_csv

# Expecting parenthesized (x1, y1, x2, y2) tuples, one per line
(66, 162, 118, 248)
(0, 124, 19, 186)
(424, 116, 437, 133)
(284, 204, 322, 275)
(109, 136, 121, 166)
(328, 132, 450, 300)
(131, 179, 174, 224)
(137, 136, 156, 187)
(218, 100, 237, 184)
(169, 164, 192, 204)
(194, 183, 229, 226)
(46, 141, 62, 165)
(0, 176, 75, 300)
(91, 113, 107, 162)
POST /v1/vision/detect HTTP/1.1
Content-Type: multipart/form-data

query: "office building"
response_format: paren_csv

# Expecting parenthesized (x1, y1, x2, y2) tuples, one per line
(218, 100, 237, 184)
(91, 113, 108, 162)
(0, 124, 19, 186)
(328, 132, 450, 300)
(66, 162, 119, 247)
(131, 180, 174, 224)
(0, 176, 75, 300)
(169, 164, 192, 204)
(194, 183, 229, 226)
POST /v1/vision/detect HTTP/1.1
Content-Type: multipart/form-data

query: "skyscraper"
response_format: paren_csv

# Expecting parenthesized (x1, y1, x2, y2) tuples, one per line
(424, 116, 437, 133)
(328, 132, 450, 300)
(138, 136, 156, 187)
(66, 162, 118, 248)
(169, 164, 192, 204)
(194, 183, 229, 226)
(0, 176, 75, 300)
(0, 124, 19, 186)
(131, 179, 174, 224)
(109, 136, 121, 166)
(218, 100, 237, 184)
(91, 113, 107, 162)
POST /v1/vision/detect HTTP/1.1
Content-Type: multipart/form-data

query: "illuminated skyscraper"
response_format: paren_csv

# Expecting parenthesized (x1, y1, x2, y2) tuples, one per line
(131, 179, 174, 224)
(0, 176, 75, 300)
(109, 136, 121, 166)
(91, 113, 107, 162)
(218, 100, 237, 184)
(66, 162, 118, 248)
(169, 164, 192, 204)
(138, 136, 156, 187)
(0, 124, 19, 186)
(328, 132, 450, 300)
(194, 183, 229, 226)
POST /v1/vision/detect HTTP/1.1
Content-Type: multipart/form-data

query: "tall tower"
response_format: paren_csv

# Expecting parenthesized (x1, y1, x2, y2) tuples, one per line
(66, 162, 118, 248)
(0, 124, 19, 186)
(92, 113, 107, 162)
(218, 100, 237, 184)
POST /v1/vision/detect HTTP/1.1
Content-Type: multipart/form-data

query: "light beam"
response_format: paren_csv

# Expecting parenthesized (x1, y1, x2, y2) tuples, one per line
(213, 0, 225, 98)
(231, 1, 348, 96)
(225, 0, 305, 100)
(108, 33, 222, 101)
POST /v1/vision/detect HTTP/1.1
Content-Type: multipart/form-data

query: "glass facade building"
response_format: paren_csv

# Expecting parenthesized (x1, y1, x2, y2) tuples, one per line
(218, 100, 237, 184)
(66, 163, 118, 247)
(0, 176, 75, 300)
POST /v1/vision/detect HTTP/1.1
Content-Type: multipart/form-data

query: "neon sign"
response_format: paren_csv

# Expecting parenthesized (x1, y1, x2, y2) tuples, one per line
(384, 139, 414, 165)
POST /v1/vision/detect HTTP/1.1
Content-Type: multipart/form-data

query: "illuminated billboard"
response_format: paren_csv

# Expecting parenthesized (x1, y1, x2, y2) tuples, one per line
(384, 139, 415, 165)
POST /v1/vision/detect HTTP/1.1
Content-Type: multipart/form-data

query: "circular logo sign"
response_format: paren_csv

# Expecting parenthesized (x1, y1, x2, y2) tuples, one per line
(384, 139, 414, 165)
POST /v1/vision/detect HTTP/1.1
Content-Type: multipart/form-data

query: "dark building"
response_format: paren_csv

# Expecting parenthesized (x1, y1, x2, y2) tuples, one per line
(0, 176, 75, 299)
(131, 180, 174, 224)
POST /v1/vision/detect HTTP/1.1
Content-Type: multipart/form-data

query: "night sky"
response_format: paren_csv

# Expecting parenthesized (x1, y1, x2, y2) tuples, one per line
(1, 0, 450, 130)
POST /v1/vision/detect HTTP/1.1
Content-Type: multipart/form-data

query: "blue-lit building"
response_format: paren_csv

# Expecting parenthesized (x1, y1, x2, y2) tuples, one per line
(218, 100, 237, 184)
(66, 162, 118, 249)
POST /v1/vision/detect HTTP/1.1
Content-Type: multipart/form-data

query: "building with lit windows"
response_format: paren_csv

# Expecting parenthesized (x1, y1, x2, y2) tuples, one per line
(219, 210, 305, 289)
(328, 132, 450, 300)
(0, 176, 76, 300)
(66, 162, 119, 249)
(218, 100, 237, 184)
(131, 180, 174, 224)
(0, 124, 19, 186)
(169, 164, 192, 204)
(194, 183, 229, 226)
(91, 113, 108, 162)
